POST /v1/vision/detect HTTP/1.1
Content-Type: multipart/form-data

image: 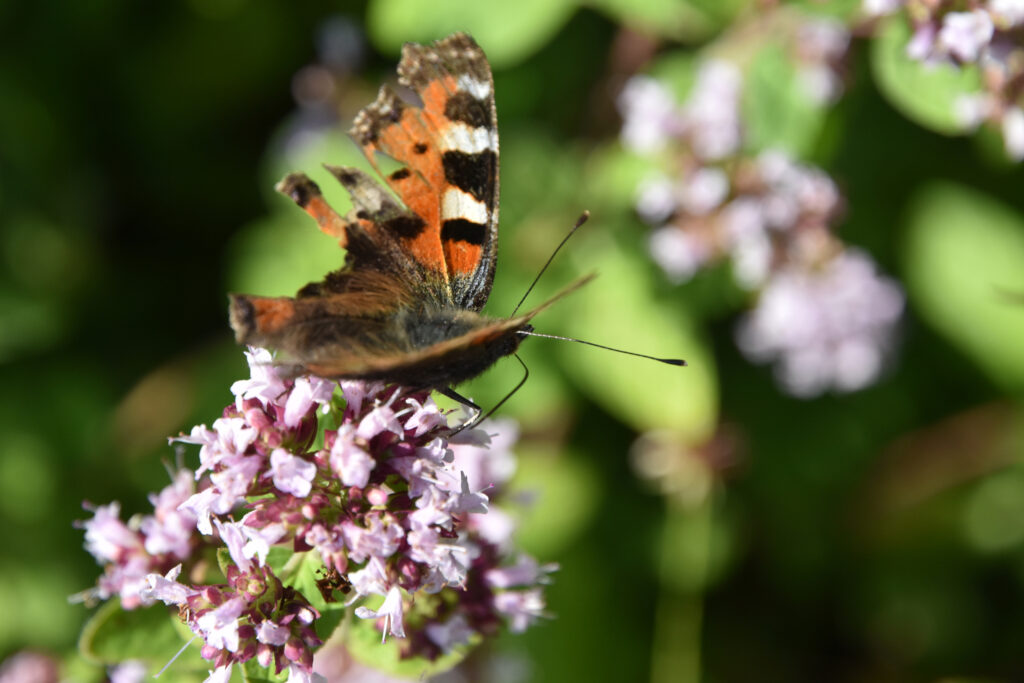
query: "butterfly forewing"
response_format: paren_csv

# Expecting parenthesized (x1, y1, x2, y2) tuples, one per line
(350, 33, 499, 310)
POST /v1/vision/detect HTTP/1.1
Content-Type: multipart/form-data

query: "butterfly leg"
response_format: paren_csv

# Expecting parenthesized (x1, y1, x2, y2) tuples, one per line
(438, 354, 530, 436)
(438, 387, 484, 434)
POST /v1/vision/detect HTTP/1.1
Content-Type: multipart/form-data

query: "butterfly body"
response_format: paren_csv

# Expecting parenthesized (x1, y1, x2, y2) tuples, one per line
(230, 34, 561, 393)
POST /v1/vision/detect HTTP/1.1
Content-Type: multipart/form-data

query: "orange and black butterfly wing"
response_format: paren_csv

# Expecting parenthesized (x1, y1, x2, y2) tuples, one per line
(350, 32, 499, 311)
(287, 274, 595, 387)
(229, 168, 429, 367)
(230, 34, 508, 387)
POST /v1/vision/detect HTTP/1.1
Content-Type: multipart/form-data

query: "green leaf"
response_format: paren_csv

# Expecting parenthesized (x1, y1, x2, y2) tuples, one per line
(786, 0, 862, 20)
(743, 42, 827, 156)
(366, 0, 576, 67)
(871, 15, 982, 135)
(227, 127, 367, 298)
(586, 144, 669, 211)
(225, 212, 346, 299)
(241, 658, 288, 683)
(556, 237, 719, 439)
(262, 129, 365, 213)
(904, 182, 1024, 392)
(681, 0, 751, 27)
(343, 599, 474, 679)
(78, 600, 203, 675)
(513, 445, 603, 556)
(283, 552, 348, 643)
(648, 51, 698, 101)
(657, 497, 736, 593)
(263, 545, 295, 575)
(586, 0, 720, 42)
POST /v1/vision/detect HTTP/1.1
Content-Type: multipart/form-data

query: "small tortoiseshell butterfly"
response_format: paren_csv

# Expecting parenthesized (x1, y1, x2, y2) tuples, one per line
(229, 33, 586, 410)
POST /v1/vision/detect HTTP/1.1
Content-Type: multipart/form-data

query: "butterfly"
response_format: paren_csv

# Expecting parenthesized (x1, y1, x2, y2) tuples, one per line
(229, 33, 588, 415)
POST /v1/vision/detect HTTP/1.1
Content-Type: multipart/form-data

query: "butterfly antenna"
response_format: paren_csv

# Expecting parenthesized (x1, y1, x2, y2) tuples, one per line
(510, 211, 590, 317)
(478, 353, 530, 422)
(518, 330, 686, 366)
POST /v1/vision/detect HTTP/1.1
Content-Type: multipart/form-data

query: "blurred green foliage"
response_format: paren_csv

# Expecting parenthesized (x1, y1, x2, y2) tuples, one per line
(3, 0, 1024, 681)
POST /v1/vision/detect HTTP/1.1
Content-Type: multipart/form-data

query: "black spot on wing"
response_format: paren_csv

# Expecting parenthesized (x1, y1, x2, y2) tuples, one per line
(443, 91, 491, 129)
(441, 219, 486, 246)
(413, 142, 428, 154)
(442, 150, 496, 206)
(389, 167, 411, 181)
(276, 173, 321, 208)
(384, 214, 427, 239)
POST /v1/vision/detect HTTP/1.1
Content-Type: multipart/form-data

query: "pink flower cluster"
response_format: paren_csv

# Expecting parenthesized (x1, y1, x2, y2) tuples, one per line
(618, 56, 904, 397)
(80, 348, 553, 682)
(79, 469, 197, 609)
(866, 0, 1024, 159)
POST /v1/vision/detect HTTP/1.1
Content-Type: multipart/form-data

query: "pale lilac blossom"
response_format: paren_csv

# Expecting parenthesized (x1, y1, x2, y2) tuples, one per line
(354, 587, 406, 642)
(939, 10, 995, 62)
(862, 0, 903, 16)
(81, 502, 140, 563)
(737, 249, 904, 396)
(270, 448, 317, 497)
(204, 665, 233, 683)
(618, 76, 681, 154)
(650, 227, 707, 283)
(197, 597, 247, 652)
(888, 2, 1024, 160)
(991, 0, 1024, 27)
(82, 348, 549, 675)
(907, 22, 938, 61)
(493, 588, 547, 633)
(1002, 105, 1024, 158)
(283, 376, 335, 427)
(341, 514, 405, 562)
(0, 651, 60, 683)
(141, 565, 196, 605)
(108, 660, 147, 683)
(140, 470, 196, 558)
(636, 176, 677, 224)
(679, 167, 730, 216)
(681, 60, 743, 160)
(425, 615, 475, 651)
(356, 402, 404, 440)
(328, 425, 375, 487)
(231, 347, 288, 406)
(258, 620, 291, 647)
(485, 555, 558, 589)
(796, 19, 850, 104)
(621, 54, 903, 396)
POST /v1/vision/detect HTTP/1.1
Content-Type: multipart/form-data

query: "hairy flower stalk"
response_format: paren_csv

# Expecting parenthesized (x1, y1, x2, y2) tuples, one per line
(79, 348, 553, 682)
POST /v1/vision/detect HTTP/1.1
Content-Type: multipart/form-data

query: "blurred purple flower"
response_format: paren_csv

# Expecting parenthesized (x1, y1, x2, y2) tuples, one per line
(736, 249, 904, 397)
(618, 76, 682, 154)
(862, 0, 903, 16)
(939, 10, 995, 62)
(991, 0, 1024, 27)
(681, 60, 743, 161)
(796, 18, 851, 104)
(886, 1, 1024, 160)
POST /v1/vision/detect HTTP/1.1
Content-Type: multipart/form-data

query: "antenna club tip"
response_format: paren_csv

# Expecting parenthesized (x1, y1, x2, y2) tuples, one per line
(662, 359, 687, 366)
